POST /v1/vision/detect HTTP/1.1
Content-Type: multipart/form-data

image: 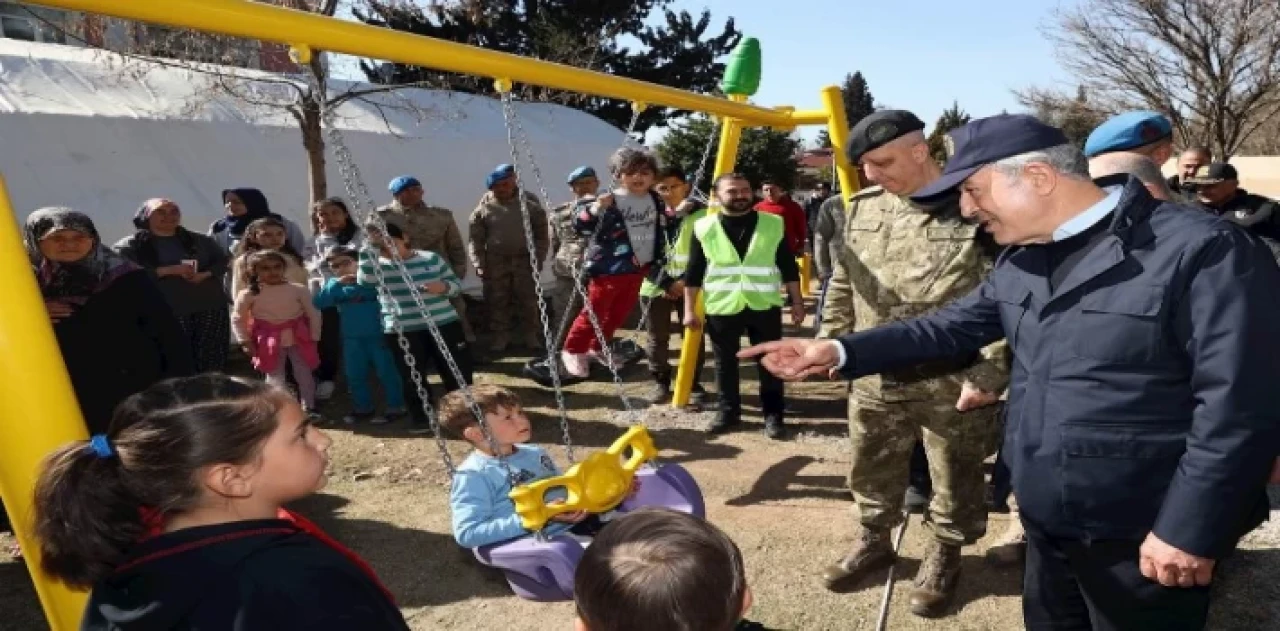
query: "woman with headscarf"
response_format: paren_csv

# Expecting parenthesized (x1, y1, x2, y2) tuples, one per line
(207, 188, 307, 258)
(27, 207, 195, 435)
(115, 198, 231, 372)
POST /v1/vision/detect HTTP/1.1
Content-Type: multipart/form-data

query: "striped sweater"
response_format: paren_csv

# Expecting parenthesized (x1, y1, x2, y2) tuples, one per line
(358, 248, 461, 333)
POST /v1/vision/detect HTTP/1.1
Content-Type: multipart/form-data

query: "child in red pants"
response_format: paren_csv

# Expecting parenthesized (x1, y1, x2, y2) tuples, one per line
(561, 147, 673, 377)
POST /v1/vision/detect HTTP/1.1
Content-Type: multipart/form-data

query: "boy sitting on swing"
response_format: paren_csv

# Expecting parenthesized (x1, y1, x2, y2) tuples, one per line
(443, 385, 607, 548)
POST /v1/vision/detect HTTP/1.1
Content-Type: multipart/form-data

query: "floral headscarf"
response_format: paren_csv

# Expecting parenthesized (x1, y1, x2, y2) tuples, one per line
(25, 207, 139, 305)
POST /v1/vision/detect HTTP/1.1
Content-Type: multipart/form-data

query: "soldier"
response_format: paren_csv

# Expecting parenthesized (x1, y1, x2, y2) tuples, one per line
(469, 164, 550, 352)
(1187, 162, 1280, 258)
(376, 175, 474, 342)
(817, 111, 1008, 617)
(812, 192, 848, 281)
(548, 166, 599, 329)
(1168, 146, 1211, 198)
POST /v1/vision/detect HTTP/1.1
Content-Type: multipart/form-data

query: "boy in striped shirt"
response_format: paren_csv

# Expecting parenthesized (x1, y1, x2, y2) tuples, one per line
(360, 221, 474, 430)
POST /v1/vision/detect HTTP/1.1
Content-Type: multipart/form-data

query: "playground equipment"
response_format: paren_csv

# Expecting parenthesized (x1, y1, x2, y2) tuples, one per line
(5, 1, 860, 627)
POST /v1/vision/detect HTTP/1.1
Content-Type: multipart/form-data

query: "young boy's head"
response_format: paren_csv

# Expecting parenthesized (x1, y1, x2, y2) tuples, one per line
(574, 508, 752, 631)
(609, 148, 660, 196)
(657, 166, 689, 208)
(325, 245, 359, 277)
(437, 385, 530, 452)
(366, 221, 411, 258)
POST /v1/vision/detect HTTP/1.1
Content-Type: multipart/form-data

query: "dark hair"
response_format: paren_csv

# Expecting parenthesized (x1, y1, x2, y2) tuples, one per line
(658, 166, 688, 183)
(324, 245, 359, 265)
(311, 197, 359, 245)
(575, 508, 746, 631)
(245, 250, 288, 295)
(365, 220, 407, 247)
(760, 179, 781, 188)
(34, 374, 288, 588)
(609, 148, 661, 177)
(437, 384, 521, 439)
(240, 217, 303, 263)
(713, 173, 751, 190)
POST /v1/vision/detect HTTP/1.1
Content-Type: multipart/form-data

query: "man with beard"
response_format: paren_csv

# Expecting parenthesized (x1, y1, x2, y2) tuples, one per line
(683, 173, 804, 439)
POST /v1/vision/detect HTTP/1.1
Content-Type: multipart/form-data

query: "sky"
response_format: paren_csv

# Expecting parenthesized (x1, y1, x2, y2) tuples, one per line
(334, 0, 1080, 143)
(658, 0, 1077, 142)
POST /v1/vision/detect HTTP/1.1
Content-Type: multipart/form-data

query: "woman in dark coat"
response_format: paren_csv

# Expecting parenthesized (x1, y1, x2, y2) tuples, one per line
(27, 208, 195, 434)
(115, 198, 231, 372)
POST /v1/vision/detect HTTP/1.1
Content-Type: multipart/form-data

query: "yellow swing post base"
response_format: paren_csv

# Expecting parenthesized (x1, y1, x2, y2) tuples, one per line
(509, 426, 658, 532)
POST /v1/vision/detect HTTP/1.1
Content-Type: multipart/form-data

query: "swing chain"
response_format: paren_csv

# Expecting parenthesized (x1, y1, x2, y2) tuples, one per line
(307, 63, 517, 483)
(496, 90, 576, 463)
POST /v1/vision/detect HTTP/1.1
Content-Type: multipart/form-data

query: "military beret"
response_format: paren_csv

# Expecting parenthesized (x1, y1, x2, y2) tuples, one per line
(845, 110, 926, 164)
(1083, 111, 1172, 158)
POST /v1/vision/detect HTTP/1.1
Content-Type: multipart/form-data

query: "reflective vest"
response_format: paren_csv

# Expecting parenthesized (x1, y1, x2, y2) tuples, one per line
(694, 212, 785, 315)
(640, 207, 708, 298)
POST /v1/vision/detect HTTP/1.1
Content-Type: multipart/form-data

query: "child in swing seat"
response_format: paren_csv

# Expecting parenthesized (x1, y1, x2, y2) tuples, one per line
(232, 250, 324, 418)
(442, 384, 606, 549)
(31, 374, 410, 630)
(574, 508, 773, 631)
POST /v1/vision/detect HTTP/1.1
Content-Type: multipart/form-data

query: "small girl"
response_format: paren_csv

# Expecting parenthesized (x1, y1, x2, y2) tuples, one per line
(231, 217, 309, 298)
(32, 374, 410, 630)
(303, 198, 365, 402)
(360, 221, 472, 432)
(232, 250, 324, 416)
(314, 246, 406, 425)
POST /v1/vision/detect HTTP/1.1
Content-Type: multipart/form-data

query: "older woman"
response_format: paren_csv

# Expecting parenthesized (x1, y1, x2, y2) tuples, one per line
(115, 198, 231, 372)
(28, 208, 194, 435)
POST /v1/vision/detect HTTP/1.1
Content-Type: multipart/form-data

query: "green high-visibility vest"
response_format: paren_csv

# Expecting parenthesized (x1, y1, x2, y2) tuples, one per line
(640, 207, 708, 298)
(694, 212, 785, 315)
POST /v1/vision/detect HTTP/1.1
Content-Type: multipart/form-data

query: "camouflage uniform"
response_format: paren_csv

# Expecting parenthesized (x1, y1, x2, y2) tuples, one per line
(375, 200, 474, 341)
(820, 186, 1008, 546)
(468, 191, 549, 349)
(548, 200, 588, 328)
(813, 194, 849, 278)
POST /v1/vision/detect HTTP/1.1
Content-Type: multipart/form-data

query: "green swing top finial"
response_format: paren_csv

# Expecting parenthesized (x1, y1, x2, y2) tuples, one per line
(720, 37, 762, 97)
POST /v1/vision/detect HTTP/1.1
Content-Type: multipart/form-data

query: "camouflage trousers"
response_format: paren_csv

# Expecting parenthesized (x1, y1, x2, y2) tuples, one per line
(847, 391, 1000, 546)
(482, 257, 542, 344)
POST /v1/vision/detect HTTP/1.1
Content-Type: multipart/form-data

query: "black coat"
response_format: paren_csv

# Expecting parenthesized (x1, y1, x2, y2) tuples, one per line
(837, 178, 1280, 558)
(53, 269, 194, 434)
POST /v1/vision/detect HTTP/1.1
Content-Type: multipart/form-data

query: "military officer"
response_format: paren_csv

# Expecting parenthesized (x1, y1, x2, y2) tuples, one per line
(548, 166, 599, 329)
(817, 110, 1008, 617)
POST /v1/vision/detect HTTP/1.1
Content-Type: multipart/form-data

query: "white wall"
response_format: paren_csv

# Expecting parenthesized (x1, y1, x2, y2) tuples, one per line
(0, 41, 631, 289)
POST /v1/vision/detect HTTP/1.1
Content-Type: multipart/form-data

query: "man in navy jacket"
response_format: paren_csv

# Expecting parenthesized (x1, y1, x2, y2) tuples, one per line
(742, 114, 1280, 630)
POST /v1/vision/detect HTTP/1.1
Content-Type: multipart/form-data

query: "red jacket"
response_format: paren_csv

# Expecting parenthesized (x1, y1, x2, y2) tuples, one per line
(754, 197, 807, 255)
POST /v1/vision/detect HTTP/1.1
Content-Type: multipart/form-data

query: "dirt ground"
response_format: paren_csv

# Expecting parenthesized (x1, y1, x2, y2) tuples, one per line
(1, 304, 1277, 630)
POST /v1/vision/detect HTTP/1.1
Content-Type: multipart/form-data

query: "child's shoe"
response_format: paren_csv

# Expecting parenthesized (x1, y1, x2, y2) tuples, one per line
(316, 381, 336, 400)
(378, 408, 406, 425)
(343, 410, 375, 425)
(561, 351, 590, 378)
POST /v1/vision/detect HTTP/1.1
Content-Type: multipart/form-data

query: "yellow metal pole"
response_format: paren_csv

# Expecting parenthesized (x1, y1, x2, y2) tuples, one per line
(797, 253, 812, 297)
(0, 174, 90, 631)
(26, 0, 810, 129)
(820, 85, 861, 205)
(671, 100, 745, 408)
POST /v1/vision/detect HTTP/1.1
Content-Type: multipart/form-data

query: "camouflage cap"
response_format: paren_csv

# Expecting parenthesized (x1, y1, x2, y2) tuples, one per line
(845, 110, 926, 164)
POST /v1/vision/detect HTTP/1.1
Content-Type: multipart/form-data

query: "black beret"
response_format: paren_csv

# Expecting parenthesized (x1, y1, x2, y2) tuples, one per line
(845, 110, 926, 164)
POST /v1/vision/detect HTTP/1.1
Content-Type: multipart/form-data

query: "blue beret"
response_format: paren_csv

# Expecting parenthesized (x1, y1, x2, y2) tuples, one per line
(486, 164, 515, 189)
(567, 166, 596, 184)
(388, 176, 420, 195)
(1083, 111, 1172, 158)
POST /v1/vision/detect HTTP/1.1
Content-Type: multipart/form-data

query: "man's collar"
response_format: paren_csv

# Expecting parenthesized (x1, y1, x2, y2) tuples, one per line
(1052, 186, 1123, 241)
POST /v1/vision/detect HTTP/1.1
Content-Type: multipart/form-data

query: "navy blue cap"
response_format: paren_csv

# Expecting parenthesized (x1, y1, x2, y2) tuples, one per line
(1083, 111, 1172, 158)
(911, 114, 1070, 202)
(388, 175, 420, 195)
(567, 166, 596, 184)
(1185, 162, 1237, 185)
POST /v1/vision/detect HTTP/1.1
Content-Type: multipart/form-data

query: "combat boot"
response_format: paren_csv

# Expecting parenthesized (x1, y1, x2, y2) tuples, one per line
(908, 540, 962, 618)
(985, 515, 1026, 567)
(820, 525, 896, 590)
(647, 375, 671, 403)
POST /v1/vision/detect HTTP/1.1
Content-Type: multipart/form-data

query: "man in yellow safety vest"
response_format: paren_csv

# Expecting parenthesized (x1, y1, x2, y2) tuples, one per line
(684, 173, 805, 439)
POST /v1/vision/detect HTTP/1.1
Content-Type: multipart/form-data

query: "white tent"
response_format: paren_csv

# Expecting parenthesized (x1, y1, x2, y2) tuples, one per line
(0, 41, 628, 289)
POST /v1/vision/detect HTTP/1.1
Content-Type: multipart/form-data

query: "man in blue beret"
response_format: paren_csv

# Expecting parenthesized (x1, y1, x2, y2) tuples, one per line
(744, 113, 1280, 630)
(547, 166, 600, 328)
(1084, 110, 1175, 166)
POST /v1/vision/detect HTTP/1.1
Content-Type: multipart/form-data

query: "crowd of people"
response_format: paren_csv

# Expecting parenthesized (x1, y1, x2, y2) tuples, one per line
(10, 105, 1280, 631)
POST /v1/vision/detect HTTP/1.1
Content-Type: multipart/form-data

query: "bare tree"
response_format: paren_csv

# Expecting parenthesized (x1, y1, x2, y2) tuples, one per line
(1015, 86, 1113, 148)
(24, 0, 442, 203)
(1023, 0, 1280, 159)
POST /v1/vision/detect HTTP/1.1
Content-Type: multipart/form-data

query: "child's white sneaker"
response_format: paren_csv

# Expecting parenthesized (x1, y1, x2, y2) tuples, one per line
(316, 381, 336, 400)
(561, 351, 590, 378)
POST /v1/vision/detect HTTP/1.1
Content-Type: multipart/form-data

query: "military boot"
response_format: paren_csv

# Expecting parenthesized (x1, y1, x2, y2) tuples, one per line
(985, 515, 1026, 567)
(820, 525, 896, 590)
(648, 375, 672, 403)
(909, 540, 962, 618)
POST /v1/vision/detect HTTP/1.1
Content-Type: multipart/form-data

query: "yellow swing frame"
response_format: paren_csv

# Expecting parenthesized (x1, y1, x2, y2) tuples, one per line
(5, 1, 860, 627)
